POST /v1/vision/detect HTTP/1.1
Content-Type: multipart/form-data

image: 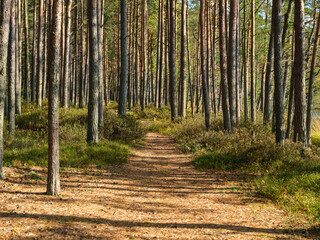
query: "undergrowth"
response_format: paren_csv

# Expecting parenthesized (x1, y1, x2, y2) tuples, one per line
(5, 102, 145, 168)
(149, 112, 320, 224)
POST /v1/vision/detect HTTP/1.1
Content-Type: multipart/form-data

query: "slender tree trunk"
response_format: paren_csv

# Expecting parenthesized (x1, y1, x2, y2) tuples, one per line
(127, 0, 133, 110)
(264, 28, 274, 124)
(8, 0, 16, 136)
(219, 0, 231, 132)
(31, 0, 37, 103)
(23, 0, 29, 102)
(47, 0, 62, 196)
(169, 0, 177, 120)
(97, 0, 104, 126)
(15, 0, 21, 115)
(306, 11, 320, 146)
(140, 0, 147, 111)
(36, 0, 44, 107)
(282, 0, 293, 51)
(286, 34, 295, 138)
(155, 0, 161, 107)
(62, 0, 72, 108)
(243, 0, 248, 121)
(158, 1, 164, 108)
(134, 1, 139, 108)
(119, 0, 128, 115)
(251, 0, 256, 122)
(164, 0, 169, 106)
(187, 0, 194, 116)
(179, 0, 187, 117)
(228, 0, 238, 126)
(200, 0, 211, 129)
(293, 0, 306, 144)
(87, 0, 99, 144)
(0, 0, 11, 179)
(79, 0, 85, 108)
(273, 0, 285, 146)
(74, 0, 79, 107)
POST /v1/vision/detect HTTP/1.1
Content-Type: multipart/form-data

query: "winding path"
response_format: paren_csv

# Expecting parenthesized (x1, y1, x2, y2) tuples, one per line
(0, 132, 315, 239)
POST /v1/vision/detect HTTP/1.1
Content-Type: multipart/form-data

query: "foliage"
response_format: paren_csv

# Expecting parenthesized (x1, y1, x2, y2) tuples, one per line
(132, 104, 171, 120)
(102, 110, 146, 143)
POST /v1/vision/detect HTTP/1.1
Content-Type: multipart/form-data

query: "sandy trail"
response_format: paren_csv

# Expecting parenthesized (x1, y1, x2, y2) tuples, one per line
(0, 132, 316, 239)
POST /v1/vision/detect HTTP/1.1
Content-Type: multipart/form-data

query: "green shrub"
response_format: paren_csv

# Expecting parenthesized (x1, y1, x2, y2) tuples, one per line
(132, 105, 171, 120)
(5, 103, 145, 169)
(102, 111, 146, 143)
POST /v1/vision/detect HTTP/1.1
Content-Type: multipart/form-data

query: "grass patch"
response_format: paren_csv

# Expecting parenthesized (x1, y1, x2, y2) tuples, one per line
(5, 102, 145, 169)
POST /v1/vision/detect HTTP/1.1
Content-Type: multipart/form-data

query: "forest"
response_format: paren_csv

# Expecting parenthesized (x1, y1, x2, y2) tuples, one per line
(0, 0, 320, 239)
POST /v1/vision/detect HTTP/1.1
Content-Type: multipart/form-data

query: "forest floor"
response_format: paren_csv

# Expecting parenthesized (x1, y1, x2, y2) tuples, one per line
(0, 131, 319, 239)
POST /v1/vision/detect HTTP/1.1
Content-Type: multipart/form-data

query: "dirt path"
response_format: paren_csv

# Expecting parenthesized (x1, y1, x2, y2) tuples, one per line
(0, 132, 316, 239)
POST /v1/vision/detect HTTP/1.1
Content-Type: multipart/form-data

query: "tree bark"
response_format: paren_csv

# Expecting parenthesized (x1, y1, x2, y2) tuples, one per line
(272, 0, 285, 146)
(179, 0, 187, 117)
(306, 10, 320, 146)
(8, 0, 16, 136)
(0, 0, 11, 179)
(23, 0, 29, 102)
(200, 0, 211, 129)
(62, 0, 72, 108)
(219, 0, 231, 132)
(140, 0, 147, 111)
(293, 0, 306, 144)
(119, 0, 128, 116)
(36, 0, 44, 107)
(47, 0, 62, 196)
(251, 0, 256, 122)
(228, 0, 238, 126)
(87, 0, 99, 144)
(97, 0, 104, 126)
(31, 1, 37, 103)
(169, 0, 177, 120)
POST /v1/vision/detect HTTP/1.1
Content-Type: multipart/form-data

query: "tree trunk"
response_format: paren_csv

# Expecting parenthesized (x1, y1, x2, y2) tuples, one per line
(62, 0, 72, 108)
(8, 0, 16, 136)
(140, 0, 147, 111)
(0, 0, 11, 179)
(47, 0, 62, 196)
(243, 0, 248, 121)
(23, 0, 29, 102)
(293, 0, 306, 144)
(31, 0, 37, 103)
(251, 0, 256, 122)
(87, 0, 99, 144)
(272, 0, 285, 146)
(219, 0, 231, 132)
(187, 0, 194, 116)
(74, 0, 79, 107)
(179, 0, 187, 117)
(200, 0, 211, 129)
(36, 0, 44, 107)
(119, 0, 128, 116)
(79, 0, 86, 108)
(15, 0, 21, 115)
(306, 10, 320, 146)
(97, 0, 104, 126)
(228, 0, 238, 126)
(169, 0, 177, 120)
